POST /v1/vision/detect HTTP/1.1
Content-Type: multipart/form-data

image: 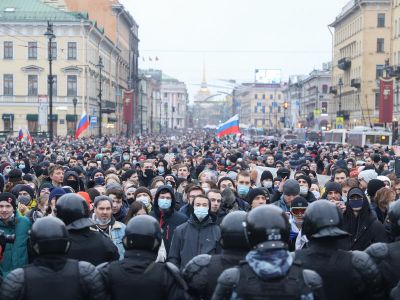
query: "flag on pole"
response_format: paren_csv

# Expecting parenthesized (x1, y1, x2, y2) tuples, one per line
(149, 57, 152, 61)
(18, 128, 24, 141)
(75, 112, 89, 138)
(26, 127, 33, 145)
(216, 114, 240, 137)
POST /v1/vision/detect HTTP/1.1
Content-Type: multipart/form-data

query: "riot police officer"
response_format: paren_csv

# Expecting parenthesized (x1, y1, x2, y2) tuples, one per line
(296, 200, 383, 300)
(183, 211, 251, 300)
(212, 205, 324, 300)
(366, 199, 400, 296)
(56, 193, 119, 265)
(0, 217, 107, 300)
(98, 215, 190, 299)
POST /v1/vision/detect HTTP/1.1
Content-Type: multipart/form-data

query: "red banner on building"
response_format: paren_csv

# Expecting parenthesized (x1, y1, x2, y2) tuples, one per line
(379, 78, 394, 123)
(123, 90, 134, 123)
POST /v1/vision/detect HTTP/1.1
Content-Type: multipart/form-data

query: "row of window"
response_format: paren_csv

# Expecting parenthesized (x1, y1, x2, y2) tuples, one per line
(2, 41, 77, 60)
(253, 105, 282, 114)
(2, 74, 77, 97)
(254, 93, 282, 100)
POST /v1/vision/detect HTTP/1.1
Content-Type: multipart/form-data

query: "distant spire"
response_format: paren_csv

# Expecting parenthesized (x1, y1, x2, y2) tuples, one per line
(200, 60, 210, 94)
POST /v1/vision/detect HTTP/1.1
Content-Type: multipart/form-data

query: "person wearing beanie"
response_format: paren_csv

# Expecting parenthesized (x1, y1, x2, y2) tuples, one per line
(125, 187, 137, 204)
(343, 187, 387, 251)
(77, 191, 93, 212)
(367, 179, 386, 202)
(377, 175, 391, 188)
(358, 169, 378, 191)
(246, 187, 270, 209)
(132, 187, 153, 210)
(0, 192, 31, 276)
(273, 179, 300, 213)
(323, 181, 346, 213)
(48, 188, 67, 216)
(217, 177, 236, 192)
(11, 184, 37, 216)
(3, 169, 24, 193)
(260, 170, 274, 194)
(289, 196, 309, 251)
(296, 174, 316, 203)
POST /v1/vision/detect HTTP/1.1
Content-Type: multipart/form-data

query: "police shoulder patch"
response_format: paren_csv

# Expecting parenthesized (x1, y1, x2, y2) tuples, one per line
(302, 269, 323, 289)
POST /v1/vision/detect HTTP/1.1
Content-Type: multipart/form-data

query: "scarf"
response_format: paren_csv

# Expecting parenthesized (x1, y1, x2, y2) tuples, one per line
(246, 248, 293, 280)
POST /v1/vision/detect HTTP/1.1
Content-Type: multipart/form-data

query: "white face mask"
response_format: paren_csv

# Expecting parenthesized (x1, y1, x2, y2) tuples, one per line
(312, 191, 320, 200)
(137, 196, 150, 207)
(262, 180, 273, 188)
(300, 186, 309, 196)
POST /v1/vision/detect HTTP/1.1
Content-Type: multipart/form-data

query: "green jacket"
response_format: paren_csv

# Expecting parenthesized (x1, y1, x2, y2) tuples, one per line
(0, 213, 31, 276)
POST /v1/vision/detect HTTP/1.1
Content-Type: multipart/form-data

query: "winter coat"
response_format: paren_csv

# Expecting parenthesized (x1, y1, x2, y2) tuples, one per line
(0, 213, 31, 276)
(343, 199, 388, 251)
(150, 185, 188, 254)
(168, 214, 221, 269)
(113, 200, 129, 223)
(273, 195, 291, 213)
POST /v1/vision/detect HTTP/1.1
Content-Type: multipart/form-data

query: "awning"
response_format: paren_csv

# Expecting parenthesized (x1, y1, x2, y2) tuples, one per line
(2, 114, 14, 121)
(26, 114, 38, 122)
(66, 114, 77, 122)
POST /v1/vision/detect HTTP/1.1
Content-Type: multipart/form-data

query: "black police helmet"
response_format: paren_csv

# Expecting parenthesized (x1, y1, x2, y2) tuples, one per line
(244, 205, 290, 249)
(302, 200, 349, 239)
(30, 217, 70, 255)
(56, 194, 89, 225)
(388, 200, 400, 237)
(124, 215, 162, 252)
(220, 211, 250, 250)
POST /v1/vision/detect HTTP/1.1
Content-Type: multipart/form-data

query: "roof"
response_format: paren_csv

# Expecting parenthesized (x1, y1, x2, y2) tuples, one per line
(0, 0, 84, 22)
(162, 73, 179, 82)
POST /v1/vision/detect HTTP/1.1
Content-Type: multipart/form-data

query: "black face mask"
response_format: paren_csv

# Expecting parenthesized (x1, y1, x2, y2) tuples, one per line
(144, 169, 154, 177)
(66, 179, 80, 192)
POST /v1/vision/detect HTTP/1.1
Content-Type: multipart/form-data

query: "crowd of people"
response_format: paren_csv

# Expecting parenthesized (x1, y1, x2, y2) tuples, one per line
(0, 131, 399, 299)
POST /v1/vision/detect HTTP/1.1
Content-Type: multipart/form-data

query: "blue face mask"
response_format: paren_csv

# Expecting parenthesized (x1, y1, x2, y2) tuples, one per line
(158, 166, 165, 174)
(94, 176, 105, 185)
(18, 164, 25, 170)
(158, 198, 172, 210)
(237, 185, 250, 197)
(349, 199, 364, 209)
(273, 186, 279, 192)
(194, 207, 208, 221)
(342, 196, 347, 202)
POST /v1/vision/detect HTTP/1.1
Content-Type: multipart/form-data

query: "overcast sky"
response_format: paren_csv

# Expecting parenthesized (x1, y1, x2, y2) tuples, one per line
(120, 0, 350, 99)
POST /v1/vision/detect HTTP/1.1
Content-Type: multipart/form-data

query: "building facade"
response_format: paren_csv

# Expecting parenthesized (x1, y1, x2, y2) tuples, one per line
(235, 83, 285, 131)
(330, 0, 391, 128)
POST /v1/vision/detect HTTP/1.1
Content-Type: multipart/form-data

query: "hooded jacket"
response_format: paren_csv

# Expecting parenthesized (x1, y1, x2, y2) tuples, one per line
(168, 214, 221, 269)
(343, 194, 387, 251)
(150, 185, 187, 254)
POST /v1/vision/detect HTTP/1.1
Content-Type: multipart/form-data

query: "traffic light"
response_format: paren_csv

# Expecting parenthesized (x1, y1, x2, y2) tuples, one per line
(283, 102, 289, 110)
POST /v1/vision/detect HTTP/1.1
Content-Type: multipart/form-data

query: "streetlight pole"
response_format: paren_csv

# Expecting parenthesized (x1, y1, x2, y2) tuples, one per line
(338, 78, 343, 116)
(159, 94, 162, 133)
(72, 97, 77, 136)
(44, 21, 55, 142)
(96, 57, 104, 137)
(140, 85, 143, 135)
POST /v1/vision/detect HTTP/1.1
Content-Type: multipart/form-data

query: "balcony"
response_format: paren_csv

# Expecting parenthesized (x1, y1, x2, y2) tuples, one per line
(338, 57, 351, 71)
(350, 78, 361, 89)
(329, 86, 337, 95)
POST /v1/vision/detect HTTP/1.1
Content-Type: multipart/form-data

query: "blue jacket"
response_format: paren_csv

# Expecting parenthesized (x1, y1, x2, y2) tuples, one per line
(274, 195, 291, 213)
(110, 221, 126, 260)
(0, 213, 31, 276)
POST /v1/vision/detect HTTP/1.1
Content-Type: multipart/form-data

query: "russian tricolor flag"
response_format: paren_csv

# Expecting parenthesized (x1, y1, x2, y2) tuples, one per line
(18, 128, 24, 141)
(75, 112, 89, 138)
(216, 114, 240, 138)
(26, 127, 33, 145)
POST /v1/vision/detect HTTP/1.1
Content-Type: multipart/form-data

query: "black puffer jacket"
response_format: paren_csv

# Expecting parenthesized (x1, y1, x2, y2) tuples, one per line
(343, 197, 388, 251)
(168, 214, 221, 269)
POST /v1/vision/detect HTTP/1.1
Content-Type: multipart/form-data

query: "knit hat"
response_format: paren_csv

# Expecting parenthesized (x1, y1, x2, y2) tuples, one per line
(0, 192, 16, 210)
(8, 169, 22, 183)
(38, 182, 53, 194)
(347, 187, 365, 199)
(105, 182, 123, 192)
(217, 176, 236, 190)
(11, 184, 35, 200)
(296, 175, 311, 188)
(133, 187, 152, 201)
(48, 188, 66, 203)
(277, 167, 291, 180)
(291, 196, 308, 208)
(358, 169, 377, 183)
(325, 181, 342, 195)
(246, 187, 270, 205)
(260, 170, 273, 182)
(367, 179, 385, 198)
(283, 179, 300, 196)
(77, 191, 92, 207)
(377, 175, 391, 187)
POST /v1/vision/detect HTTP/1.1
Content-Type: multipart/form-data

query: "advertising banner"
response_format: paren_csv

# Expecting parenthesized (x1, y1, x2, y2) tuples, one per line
(123, 90, 134, 123)
(379, 77, 394, 123)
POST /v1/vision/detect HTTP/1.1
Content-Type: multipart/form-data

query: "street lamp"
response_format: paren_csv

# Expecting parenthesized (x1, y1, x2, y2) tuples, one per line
(96, 57, 104, 137)
(283, 101, 289, 128)
(44, 21, 55, 142)
(72, 97, 77, 136)
(140, 85, 143, 135)
(338, 78, 343, 117)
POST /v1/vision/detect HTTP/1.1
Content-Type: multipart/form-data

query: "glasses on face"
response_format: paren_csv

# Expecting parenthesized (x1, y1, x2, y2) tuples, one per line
(291, 207, 306, 217)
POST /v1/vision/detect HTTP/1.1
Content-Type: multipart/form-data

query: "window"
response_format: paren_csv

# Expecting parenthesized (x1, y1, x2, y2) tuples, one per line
(67, 75, 77, 96)
(376, 65, 384, 79)
(254, 106, 257, 113)
(48, 75, 57, 96)
(67, 42, 77, 60)
(377, 38, 384, 53)
(51, 42, 57, 60)
(262, 94, 265, 100)
(377, 13, 385, 27)
(254, 94, 258, 99)
(322, 84, 328, 94)
(164, 92, 168, 98)
(3, 74, 13, 96)
(28, 75, 38, 96)
(270, 94, 273, 100)
(3, 41, 13, 59)
(28, 42, 37, 59)
(375, 92, 380, 109)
